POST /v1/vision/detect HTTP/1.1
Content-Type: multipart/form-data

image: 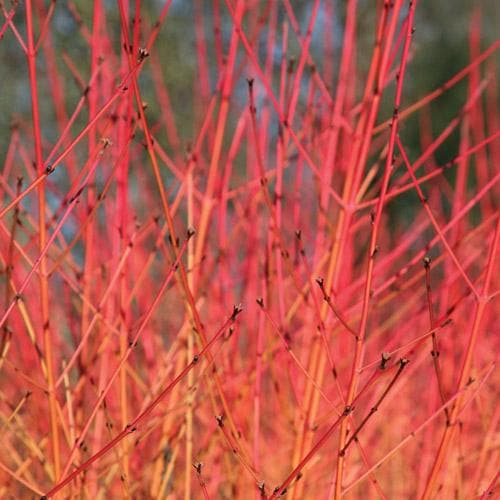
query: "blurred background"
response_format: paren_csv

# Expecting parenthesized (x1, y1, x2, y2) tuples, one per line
(1, 0, 498, 160)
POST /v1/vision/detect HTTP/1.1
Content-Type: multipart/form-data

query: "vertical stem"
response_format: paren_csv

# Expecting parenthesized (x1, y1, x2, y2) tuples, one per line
(334, 1, 415, 496)
(421, 216, 500, 498)
(194, 0, 244, 275)
(423, 257, 449, 421)
(25, 0, 61, 481)
(185, 169, 195, 500)
(290, 1, 391, 491)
